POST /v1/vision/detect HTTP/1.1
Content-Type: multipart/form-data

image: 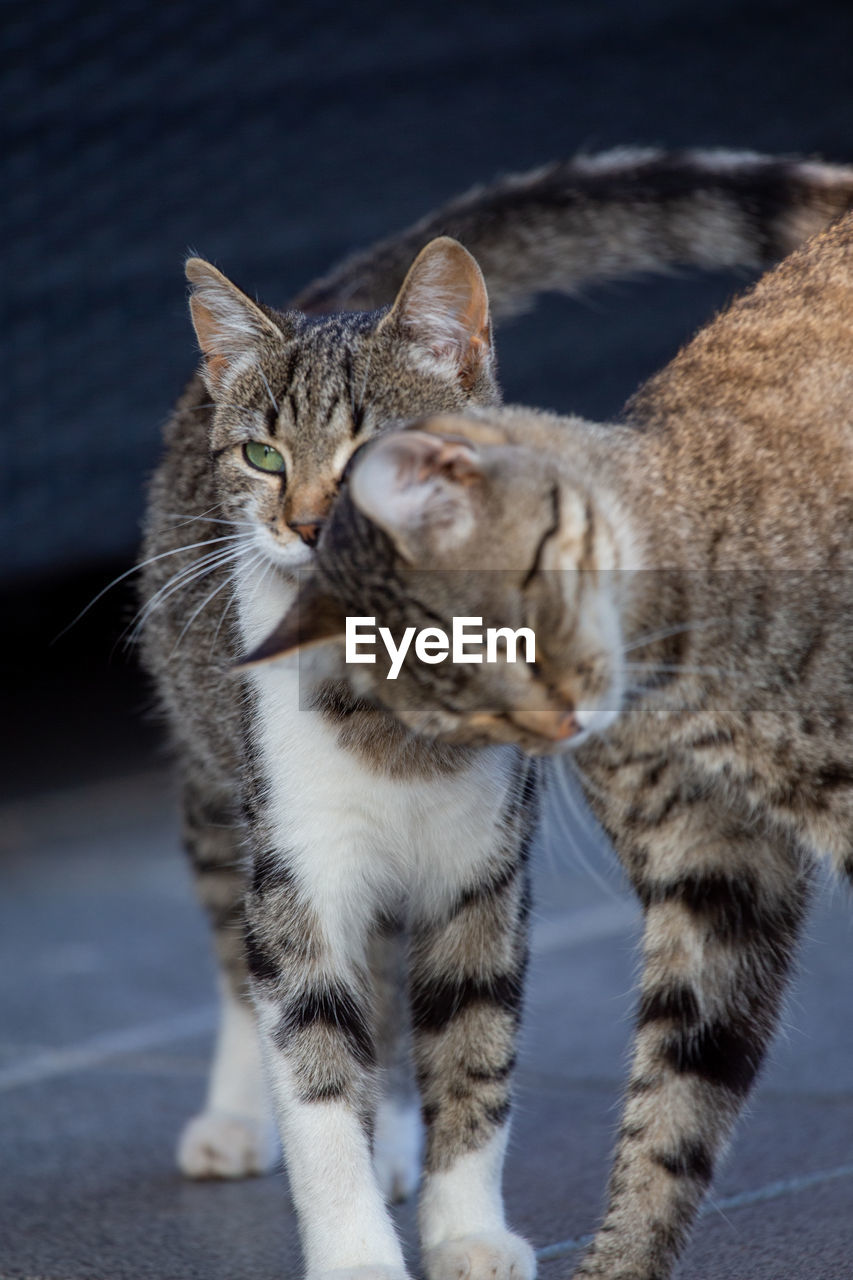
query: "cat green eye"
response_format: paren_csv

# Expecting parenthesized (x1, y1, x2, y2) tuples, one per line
(244, 441, 286, 474)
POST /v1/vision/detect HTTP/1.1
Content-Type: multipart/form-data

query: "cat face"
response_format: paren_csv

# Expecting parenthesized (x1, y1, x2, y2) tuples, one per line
(185, 238, 499, 578)
(244, 412, 629, 754)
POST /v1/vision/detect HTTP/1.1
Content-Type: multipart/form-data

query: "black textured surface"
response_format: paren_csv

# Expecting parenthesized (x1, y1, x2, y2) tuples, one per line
(5, 0, 853, 581)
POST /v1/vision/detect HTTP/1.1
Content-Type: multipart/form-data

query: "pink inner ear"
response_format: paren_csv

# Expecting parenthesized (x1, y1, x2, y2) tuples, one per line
(384, 430, 480, 487)
(189, 297, 229, 383)
(430, 440, 481, 484)
(350, 429, 481, 533)
(388, 238, 492, 377)
(185, 258, 286, 392)
(458, 282, 490, 344)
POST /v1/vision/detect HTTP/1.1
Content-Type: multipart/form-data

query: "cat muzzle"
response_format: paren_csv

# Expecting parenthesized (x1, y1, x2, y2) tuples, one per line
(467, 705, 579, 744)
(511, 704, 580, 742)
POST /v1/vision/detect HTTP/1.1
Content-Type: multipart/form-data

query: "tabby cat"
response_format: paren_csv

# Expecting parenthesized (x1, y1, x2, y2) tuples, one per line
(139, 152, 853, 1279)
(248, 211, 853, 1279)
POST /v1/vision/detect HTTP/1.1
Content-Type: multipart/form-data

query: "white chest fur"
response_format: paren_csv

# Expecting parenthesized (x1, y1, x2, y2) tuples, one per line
(236, 562, 518, 952)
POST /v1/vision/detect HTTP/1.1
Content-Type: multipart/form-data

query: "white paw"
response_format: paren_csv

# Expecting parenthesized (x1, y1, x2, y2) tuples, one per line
(424, 1232, 536, 1280)
(177, 1108, 279, 1179)
(372, 1097, 422, 1203)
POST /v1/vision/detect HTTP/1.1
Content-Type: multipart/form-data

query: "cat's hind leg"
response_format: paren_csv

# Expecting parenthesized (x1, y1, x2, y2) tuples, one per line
(574, 797, 813, 1280)
(177, 775, 278, 1179)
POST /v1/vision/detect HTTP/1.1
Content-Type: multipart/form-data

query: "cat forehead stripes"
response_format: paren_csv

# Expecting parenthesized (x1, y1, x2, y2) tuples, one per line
(185, 237, 496, 413)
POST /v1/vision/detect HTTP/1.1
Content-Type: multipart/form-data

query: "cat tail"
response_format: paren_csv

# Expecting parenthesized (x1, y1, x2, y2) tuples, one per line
(292, 148, 853, 319)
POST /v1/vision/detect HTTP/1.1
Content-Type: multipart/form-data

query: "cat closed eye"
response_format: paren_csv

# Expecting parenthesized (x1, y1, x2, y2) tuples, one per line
(243, 441, 286, 474)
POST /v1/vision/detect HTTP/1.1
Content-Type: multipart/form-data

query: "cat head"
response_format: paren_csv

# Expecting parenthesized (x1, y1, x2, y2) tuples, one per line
(241, 411, 630, 754)
(185, 237, 498, 575)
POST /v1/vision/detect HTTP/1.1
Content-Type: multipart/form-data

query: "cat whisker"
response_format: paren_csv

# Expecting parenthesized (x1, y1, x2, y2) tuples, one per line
(564, 754, 615, 810)
(622, 661, 733, 679)
(165, 511, 257, 531)
(209, 554, 265, 657)
(166, 502, 226, 523)
(541, 756, 624, 902)
(620, 683, 660, 702)
(185, 402, 260, 415)
(128, 558, 232, 647)
(172, 546, 267, 658)
(125, 542, 252, 649)
(245, 554, 278, 610)
(211, 593, 237, 655)
(171, 572, 241, 657)
(163, 504, 229, 529)
(53, 535, 251, 643)
(622, 617, 723, 654)
(537, 757, 579, 882)
(139, 540, 251, 607)
(258, 370, 280, 417)
(201, 550, 280, 664)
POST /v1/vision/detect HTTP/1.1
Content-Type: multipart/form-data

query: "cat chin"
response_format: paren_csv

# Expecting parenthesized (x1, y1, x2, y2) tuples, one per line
(255, 535, 316, 576)
(574, 700, 622, 740)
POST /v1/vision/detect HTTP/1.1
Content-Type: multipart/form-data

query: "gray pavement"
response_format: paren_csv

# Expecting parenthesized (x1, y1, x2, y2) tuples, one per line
(2, 771, 852, 1279)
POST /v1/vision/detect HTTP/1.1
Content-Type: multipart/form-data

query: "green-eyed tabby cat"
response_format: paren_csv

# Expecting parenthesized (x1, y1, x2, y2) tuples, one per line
(246, 211, 853, 1279)
(139, 151, 853, 1280)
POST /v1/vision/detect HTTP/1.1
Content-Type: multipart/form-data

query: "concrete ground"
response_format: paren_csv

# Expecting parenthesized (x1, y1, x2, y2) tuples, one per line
(2, 766, 852, 1280)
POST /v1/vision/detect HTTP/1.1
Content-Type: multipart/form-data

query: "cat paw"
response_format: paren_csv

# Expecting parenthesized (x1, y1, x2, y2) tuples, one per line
(372, 1097, 422, 1202)
(424, 1232, 536, 1280)
(176, 1109, 279, 1179)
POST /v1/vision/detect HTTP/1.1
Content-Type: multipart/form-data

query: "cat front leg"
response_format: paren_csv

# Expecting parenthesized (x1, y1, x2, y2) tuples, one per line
(246, 846, 410, 1280)
(368, 922, 422, 1203)
(411, 845, 535, 1280)
(574, 798, 813, 1280)
(177, 774, 278, 1179)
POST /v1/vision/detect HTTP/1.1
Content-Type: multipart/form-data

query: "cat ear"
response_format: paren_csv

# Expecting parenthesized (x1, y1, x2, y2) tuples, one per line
(185, 258, 285, 391)
(235, 578, 346, 669)
(350, 428, 482, 560)
(379, 238, 494, 390)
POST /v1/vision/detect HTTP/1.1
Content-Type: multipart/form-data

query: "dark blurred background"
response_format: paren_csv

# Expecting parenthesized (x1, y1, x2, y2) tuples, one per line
(5, 0, 853, 794)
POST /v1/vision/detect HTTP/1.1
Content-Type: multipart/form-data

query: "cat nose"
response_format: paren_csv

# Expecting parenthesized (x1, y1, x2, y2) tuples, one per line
(288, 519, 324, 548)
(511, 704, 579, 742)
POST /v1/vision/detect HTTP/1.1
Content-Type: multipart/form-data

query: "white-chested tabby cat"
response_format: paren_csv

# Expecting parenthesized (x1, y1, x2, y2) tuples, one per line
(248, 211, 853, 1279)
(140, 152, 853, 1279)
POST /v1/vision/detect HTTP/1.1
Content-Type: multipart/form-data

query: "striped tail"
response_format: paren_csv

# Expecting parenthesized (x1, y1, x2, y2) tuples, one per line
(293, 148, 853, 319)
